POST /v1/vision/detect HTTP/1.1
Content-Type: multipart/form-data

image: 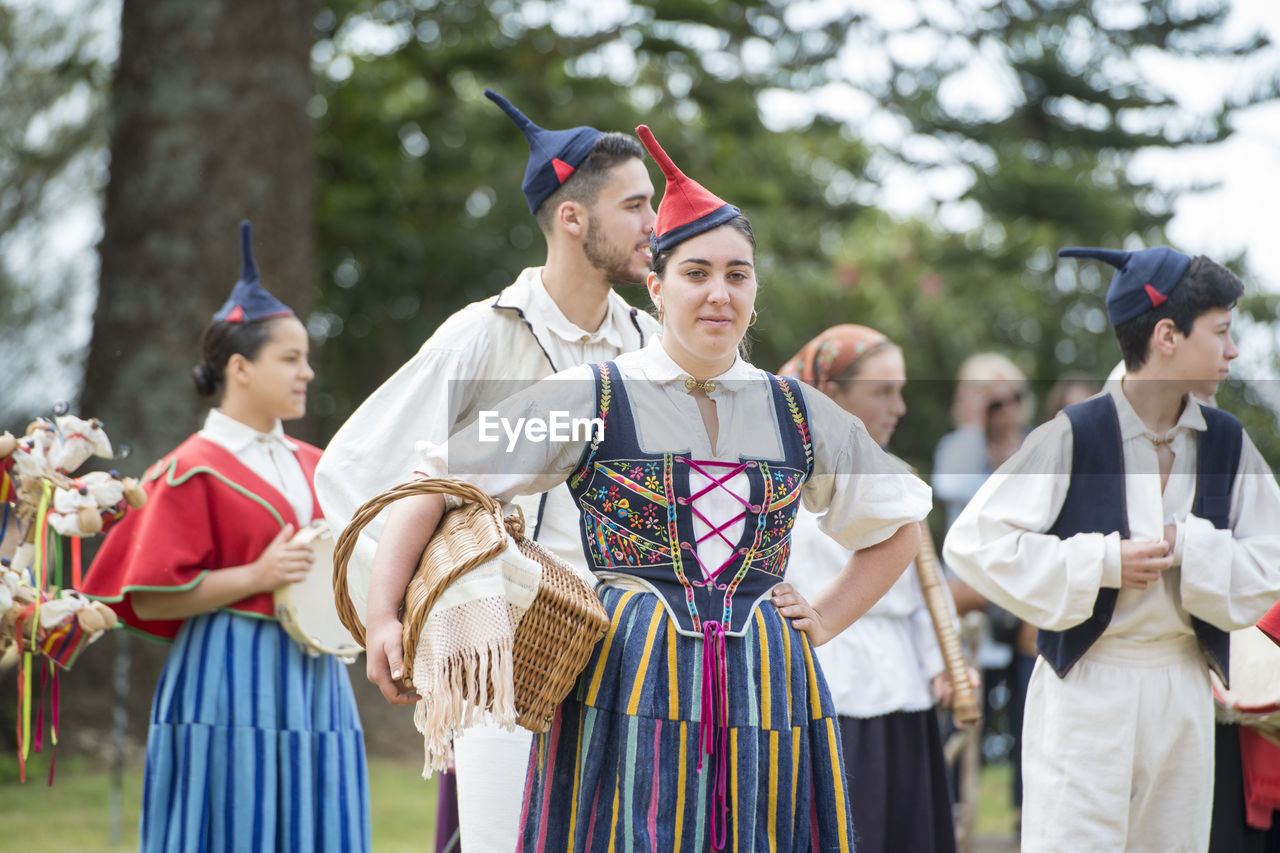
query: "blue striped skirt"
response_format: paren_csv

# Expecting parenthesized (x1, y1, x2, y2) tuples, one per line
(141, 611, 371, 853)
(517, 586, 854, 852)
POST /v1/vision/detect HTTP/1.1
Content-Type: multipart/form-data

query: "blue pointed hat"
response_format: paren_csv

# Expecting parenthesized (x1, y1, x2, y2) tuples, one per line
(484, 88, 603, 215)
(212, 221, 294, 324)
(1057, 245, 1192, 325)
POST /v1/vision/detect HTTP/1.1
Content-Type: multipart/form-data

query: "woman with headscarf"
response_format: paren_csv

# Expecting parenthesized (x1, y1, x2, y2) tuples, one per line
(782, 325, 964, 853)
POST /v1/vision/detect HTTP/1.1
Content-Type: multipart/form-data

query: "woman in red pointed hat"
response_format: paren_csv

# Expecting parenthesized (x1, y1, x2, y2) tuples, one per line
(364, 128, 932, 851)
(84, 222, 371, 852)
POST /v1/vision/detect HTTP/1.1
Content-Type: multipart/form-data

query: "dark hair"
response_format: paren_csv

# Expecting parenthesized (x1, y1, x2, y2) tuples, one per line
(533, 132, 646, 232)
(651, 214, 757, 278)
(192, 316, 287, 398)
(1114, 255, 1243, 370)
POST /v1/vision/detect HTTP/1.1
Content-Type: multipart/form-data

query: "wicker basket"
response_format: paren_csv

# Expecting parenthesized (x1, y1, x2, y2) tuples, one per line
(332, 476, 609, 733)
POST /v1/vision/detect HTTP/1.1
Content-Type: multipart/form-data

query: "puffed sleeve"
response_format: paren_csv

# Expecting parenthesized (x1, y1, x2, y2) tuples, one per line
(798, 385, 932, 551)
(941, 414, 1124, 631)
(1180, 431, 1280, 630)
(315, 310, 497, 583)
(416, 364, 600, 505)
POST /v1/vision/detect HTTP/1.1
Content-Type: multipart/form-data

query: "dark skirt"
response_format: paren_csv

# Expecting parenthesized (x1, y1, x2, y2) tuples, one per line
(517, 585, 854, 852)
(838, 709, 957, 853)
(435, 769, 462, 852)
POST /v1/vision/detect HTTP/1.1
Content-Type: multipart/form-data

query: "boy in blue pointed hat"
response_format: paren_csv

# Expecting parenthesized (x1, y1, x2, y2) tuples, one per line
(316, 91, 659, 851)
(943, 247, 1280, 851)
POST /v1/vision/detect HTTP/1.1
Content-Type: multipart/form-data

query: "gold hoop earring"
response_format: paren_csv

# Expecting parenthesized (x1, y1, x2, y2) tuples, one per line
(748, 309, 758, 327)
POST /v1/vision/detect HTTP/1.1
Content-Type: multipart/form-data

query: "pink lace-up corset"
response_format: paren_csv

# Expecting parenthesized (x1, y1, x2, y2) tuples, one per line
(567, 362, 813, 638)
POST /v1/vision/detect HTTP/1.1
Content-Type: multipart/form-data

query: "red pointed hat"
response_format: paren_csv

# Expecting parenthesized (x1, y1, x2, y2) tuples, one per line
(636, 125, 741, 253)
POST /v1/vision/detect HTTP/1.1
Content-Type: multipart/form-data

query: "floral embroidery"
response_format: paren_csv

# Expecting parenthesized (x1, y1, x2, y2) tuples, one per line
(571, 365, 815, 635)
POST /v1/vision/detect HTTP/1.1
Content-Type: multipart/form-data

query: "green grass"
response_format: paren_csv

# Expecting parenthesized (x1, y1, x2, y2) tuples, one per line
(975, 761, 1020, 838)
(2, 749, 1017, 850)
(0, 752, 440, 852)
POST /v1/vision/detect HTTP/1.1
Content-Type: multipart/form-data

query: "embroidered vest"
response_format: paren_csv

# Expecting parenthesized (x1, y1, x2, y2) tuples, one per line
(1037, 395, 1240, 682)
(568, 362, 814, 637)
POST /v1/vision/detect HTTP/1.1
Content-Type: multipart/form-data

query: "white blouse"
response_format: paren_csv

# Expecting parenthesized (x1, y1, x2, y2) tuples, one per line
(788, 506, 948, 717)
(943, 382, 1280, 646)
(198, 409, 313, 525)
(418, 338, 933, 582)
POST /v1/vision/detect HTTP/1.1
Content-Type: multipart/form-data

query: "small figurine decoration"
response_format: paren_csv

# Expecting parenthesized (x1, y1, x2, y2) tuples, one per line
(0, 408, 146, 783)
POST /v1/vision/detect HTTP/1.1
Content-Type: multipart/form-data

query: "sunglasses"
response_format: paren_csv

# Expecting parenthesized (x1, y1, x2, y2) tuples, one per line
(987, 391, 1024, 412)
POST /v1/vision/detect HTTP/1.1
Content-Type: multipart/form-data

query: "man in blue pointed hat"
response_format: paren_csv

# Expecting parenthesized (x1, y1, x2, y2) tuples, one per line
(315, 91, 659, 851)
(943, 247, 1280, 851)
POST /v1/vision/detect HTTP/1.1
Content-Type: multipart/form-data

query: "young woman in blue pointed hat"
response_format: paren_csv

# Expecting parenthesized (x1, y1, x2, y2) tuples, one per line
(943, 246, 1280, 851)
(84, 222, 371, 852)
(363, 126, 932, 851)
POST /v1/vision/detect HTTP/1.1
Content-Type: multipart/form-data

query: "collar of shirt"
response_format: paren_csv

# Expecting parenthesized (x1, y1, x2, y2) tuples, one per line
(1106, 379, 1207, 444)
(631, 337, 760, 397)
(200, 408, 298, 455)
(494, 266, 627, 350)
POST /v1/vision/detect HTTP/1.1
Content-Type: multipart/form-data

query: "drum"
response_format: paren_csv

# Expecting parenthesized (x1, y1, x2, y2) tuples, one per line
(274, 523, 362, 663)
(1212, 625, 1280, 741)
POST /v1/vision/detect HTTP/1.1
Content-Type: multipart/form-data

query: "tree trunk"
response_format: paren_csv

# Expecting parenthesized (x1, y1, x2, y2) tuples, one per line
(44, 0, 318, 760)
(81, 0, 317, 461)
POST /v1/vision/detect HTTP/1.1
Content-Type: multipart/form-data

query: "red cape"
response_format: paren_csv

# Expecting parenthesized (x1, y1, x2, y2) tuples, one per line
(82, 434, 322, 642)
(1258, 600, 1280, 649)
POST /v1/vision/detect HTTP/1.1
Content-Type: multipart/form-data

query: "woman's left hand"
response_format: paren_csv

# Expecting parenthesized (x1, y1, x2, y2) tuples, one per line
(771, 583, 835, 646)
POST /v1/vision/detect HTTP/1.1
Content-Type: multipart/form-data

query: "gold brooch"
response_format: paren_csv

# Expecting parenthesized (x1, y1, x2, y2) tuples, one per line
(684, 377, 717, 394)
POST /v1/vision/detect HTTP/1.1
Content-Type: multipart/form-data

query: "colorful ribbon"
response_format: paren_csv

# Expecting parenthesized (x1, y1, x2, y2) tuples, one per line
(698, 619, 730, 850)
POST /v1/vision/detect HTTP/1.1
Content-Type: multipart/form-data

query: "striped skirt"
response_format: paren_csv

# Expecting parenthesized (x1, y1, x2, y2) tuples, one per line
(140, 611, 371, 853)
(517, 586, 854, 852)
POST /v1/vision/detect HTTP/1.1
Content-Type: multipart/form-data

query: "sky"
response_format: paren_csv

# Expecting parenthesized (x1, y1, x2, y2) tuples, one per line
(777, 0, 1280, 294)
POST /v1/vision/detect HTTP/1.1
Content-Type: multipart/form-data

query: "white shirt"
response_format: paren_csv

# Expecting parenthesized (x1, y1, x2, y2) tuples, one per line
(418, 338, 933, 584)
(198, 408, 313, 524)
(315, 267, 659, 608)
(788, 506, 948, 716)
(943, 383, 1280, 646)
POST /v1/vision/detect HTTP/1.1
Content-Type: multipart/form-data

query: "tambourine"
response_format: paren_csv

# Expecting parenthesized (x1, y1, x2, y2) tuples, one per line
(1212, 625, 1280, 741)
(274, 523, 361, 663)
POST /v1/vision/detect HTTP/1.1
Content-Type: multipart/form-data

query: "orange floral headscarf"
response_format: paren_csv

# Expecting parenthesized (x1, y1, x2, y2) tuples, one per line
(779, 324, 891, 386)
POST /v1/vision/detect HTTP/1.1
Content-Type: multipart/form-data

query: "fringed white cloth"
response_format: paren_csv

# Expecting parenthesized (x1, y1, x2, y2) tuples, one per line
(410, 543, 542, 776)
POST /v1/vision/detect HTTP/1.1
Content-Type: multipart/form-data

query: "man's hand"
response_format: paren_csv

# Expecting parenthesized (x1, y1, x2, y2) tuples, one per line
(1120, 539, 1173, 590)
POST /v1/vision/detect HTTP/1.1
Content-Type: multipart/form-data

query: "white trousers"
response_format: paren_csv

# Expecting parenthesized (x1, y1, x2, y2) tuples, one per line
(453, 723, 533, 852)
(1021, 636, 1214, 853)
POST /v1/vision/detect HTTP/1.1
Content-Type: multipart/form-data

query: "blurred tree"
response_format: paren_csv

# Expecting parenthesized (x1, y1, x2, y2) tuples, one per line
(820, 0, 1280, 470)
(0, 1, 114, 425)
(79, 0, 320, 466)
(308, 0, 872, 432)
